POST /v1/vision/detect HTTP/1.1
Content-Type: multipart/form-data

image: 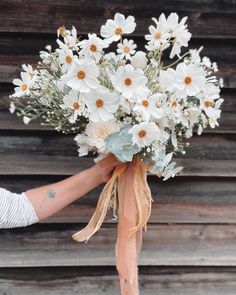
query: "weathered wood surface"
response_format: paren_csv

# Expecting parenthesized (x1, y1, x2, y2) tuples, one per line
(0, 0, 236, 38)
(1, 176, 236, 205)
(0, 0, 236, 293)
(1, 224, 236, 267)
(1, 267, 236, 295)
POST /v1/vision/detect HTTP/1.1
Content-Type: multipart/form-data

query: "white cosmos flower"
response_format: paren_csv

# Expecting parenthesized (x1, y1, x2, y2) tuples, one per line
(85, 120, 120, 153)
(156, 13, 191, 58)
(22, 64, 37, 81)
(181, 107, 201, 128)
(170, 63, 206, 98)
(145, 17, 170, 50)
(133, 87, 166, 121)
(117, 38, 137, 60)
(63, 58, 99, 93)
(128, 122, 159, 148)
(79, 33, 108, 62)
(113, 64, 147, 100)
(58, 47, 75, 73)
(59, 26, 78, 50)
(198, 83, 220, 115)
(82, 87, 120, 122)
(62, 90, 86, 123)
(12, 72, 33, 97)
(100, 13, 136, 43)
(198, 83, 223, 127)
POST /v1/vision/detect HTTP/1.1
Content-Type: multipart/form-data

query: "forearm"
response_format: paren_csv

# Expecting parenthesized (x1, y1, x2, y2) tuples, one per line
(26, 165, 102, 221)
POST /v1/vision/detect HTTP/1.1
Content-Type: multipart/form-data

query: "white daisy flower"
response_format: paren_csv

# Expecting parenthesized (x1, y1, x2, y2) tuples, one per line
(85, 120, 120, 154)
(79, 33, 108, 62)
(181, 107, 201, 128)
(12, 72, 32, 97)
(113, 64, 147, 99)
(128, 122, 159, 148)
(62, 90, 85, 123)
(82, 87, 120, 122)
(22, 64, 37, 80)
(58, 47, 75, 73)
(117, 38, 137, 60)
(133, 87, 166, 121)
(157, 13, 191, 58)
(198, 83, 220, 114)
(63, 58, 99, 93)
(171, 63, 206, 98)
(198, 83, 223, 127)
(145, 17, 170, 50)
(100, 13, 136, 43)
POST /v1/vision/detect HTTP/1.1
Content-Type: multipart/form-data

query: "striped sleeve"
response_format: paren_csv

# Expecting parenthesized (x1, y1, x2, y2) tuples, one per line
(0, 187, 39, 229)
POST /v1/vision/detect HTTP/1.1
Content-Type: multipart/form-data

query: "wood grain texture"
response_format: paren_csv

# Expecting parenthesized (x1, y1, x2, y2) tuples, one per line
(0, 0, 236, 292)
(1, 267, 236, 295)
(1, 224, 236, 267)
(0, 0, 235, 38)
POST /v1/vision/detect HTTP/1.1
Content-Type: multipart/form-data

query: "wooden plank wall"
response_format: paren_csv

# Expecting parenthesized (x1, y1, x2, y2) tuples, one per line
(0, 1, 236, 294)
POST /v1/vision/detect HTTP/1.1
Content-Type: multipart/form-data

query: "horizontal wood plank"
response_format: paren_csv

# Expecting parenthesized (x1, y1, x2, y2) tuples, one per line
(1, 267, 236, 295)
(43, 203, 236, 224)
(1, 224, 236, 267)
(0, 0, 236, 38)
(0, 132, 235, 159)
(1, 175, 235, 205)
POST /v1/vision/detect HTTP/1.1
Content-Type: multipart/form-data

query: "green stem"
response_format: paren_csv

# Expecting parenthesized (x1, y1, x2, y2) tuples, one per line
(162, 51, 191, 70)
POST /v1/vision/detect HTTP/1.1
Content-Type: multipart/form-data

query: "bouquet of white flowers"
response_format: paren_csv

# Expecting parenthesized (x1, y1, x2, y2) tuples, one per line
(10, 12, 223, 295)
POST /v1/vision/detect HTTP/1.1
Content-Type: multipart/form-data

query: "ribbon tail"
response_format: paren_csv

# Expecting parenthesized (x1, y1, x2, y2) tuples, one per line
(116, 160, 141, 295)
(72, 164, 127, 242)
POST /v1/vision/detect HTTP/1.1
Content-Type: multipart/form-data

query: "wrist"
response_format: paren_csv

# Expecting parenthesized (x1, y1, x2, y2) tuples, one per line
(86, 165, 104, 185)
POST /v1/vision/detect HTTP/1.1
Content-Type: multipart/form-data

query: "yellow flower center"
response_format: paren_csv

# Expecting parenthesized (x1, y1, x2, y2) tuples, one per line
(96, 99, 104, 107)
(73, 102, 80, 110)
(125, 78, 132, 86)
(90, 44, 97, 52)
(66, 55, 72, 64)
(77, 70, 86, 79)
(97, 128, 109, 139)
(58, 25, 66, 35)
(171, 101, 177, 108)
(142, 100, 149, 107)
(204, 100, 214, 108)
(115, 27, 123, 35)
(154, 32, 161, 40)
(21, 83, 27, 91)
(138, 130, 147, 138)
(124, 46, 130, 53)
(184, 76, 192, 84)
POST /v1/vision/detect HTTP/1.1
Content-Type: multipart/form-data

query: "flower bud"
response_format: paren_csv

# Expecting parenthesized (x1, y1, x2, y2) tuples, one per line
(131, 51, 147, 70)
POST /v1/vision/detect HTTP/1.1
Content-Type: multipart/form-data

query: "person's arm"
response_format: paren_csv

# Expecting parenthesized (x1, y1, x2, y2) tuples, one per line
(0, 154, 120, 229)
(26, 154, 120, 221)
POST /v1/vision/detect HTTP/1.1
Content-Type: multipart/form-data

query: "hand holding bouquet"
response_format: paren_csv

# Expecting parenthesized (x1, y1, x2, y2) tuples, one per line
(10, 12, 223, 295)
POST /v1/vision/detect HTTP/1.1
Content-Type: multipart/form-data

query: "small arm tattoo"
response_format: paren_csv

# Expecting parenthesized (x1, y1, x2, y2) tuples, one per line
(40, 189, 56, 209)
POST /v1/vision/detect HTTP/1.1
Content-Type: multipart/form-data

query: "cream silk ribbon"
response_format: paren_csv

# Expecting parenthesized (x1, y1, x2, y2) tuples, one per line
(73, 156, 153, 295)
